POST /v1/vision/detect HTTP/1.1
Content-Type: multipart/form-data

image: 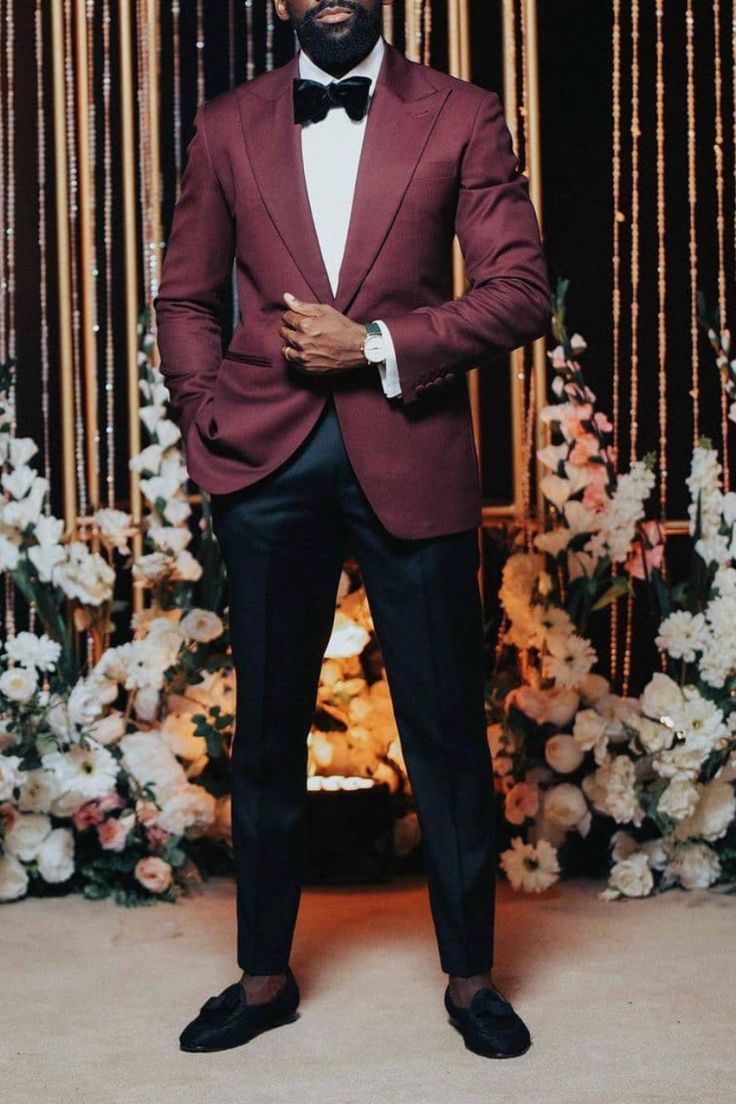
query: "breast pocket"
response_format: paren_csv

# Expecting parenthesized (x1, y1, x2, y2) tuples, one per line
(410, 158, 457, 183)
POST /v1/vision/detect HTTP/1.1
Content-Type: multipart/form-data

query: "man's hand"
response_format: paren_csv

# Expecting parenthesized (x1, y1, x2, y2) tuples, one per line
(279, 292, 368, 377)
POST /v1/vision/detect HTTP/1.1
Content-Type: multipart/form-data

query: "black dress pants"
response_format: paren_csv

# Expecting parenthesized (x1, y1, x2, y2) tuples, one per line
(210, 394, 496, 977)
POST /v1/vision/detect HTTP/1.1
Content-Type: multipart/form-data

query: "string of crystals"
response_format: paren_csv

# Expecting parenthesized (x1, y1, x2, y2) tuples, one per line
(244, 0, 255, 81)
(102, 0, 116, 506)
(172, 1, 182, 182)
(86, 0, 102, 508)
(655, 0, 668, 521)
(610, 0, 622, 684)
(713, 0, 730, 489)
(685, 0, 700, 444)
(265, 0, 274, 71)
(35, 0, 52, 502)
(2, 0, 17, 638)
(136, 0, 155, 312)
(64, 0, 88, 518)
(196, 0, 205, 106)
(629, 0, 641, 464)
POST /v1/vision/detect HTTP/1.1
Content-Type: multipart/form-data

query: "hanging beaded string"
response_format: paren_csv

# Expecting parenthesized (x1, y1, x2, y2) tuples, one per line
(136, 0, 154, 311)
(685, 0, 700, 445)
(101, 0, 117, 506)
(265, 0, 274, 71)
(245, 0, 255, 82)
(2, 0, 17, 639)
(84, 0, 102, 510)
(712, 0, 730, 489)
(64, 0, 89, 519)
(609, 0, 622, 686)
(35, 0, 52, 503)
(422, 0, 432, 66)
(629, 0, 641, 465)
(172, 1, 182, 183)
(196, 0, 205, 106)
(655, 0, 668, 522)
(382, 3, 394, 46)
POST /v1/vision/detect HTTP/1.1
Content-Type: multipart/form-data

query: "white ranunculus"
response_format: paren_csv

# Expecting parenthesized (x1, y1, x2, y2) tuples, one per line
(665, 842, 721, 890)
(36, 827, 75, 884)
(658, 777, 700, 821)
(543, 782, 588, 828)
(0, 853, 29, 901)
(0, 665, 38, 703)
(155, 784, 216, 835)
(67, 680, 106, 727)
(41, 743, 119, 801)
(88, 710, 127, 746)
(119, 731, 188, 803)
(0, 755, 25, 800)
(179, 608, 224, 644)
(17, 769, 60, 813)
(673, 780, 736, 842)
(4, 812, 52, 861)
(602, 852, 654, 899)
(545, 734, 585, 774)
(0, 535, 20, 571)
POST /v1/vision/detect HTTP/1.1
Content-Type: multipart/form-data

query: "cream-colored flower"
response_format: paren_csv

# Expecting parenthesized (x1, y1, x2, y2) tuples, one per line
(134, 855, 173, 894)
(0, 665, 38, 703)
(179, 608, 224, 644)
(657, 777, 699, 822)
(36, 827, 75, 884)
(155, 784, 216, 836)
(664, 842, 721, 889)
(601, 851, 653, 899)
(4, 631, 61, 672)
(543, 782, 587, 828)
(673, 780, 736, 842)
(542, 633, 596, 689)
(41, 744, 118, 802)
(499, 836, 560, 893)
(504, 782, 540, 825)
(17, 769, 60, 813)
(0, 755, 24, 801)
(0, 853, 29, 901)
(3, 812, 52, 861)
(544, 734, 585, 774)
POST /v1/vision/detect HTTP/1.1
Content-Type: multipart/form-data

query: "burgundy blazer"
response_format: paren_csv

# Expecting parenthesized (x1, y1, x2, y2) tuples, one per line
(153, 41, 551, 539)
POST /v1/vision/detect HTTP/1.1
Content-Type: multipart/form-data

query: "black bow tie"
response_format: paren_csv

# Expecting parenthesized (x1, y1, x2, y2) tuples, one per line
(293, 75, 371, 125)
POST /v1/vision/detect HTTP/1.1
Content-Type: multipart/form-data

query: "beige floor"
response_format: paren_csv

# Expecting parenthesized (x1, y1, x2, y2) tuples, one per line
(2, 873, 734, 1104)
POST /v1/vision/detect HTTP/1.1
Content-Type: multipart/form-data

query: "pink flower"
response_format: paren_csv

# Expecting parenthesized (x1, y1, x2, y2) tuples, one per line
(0, 802, 19, 833)
(97, 791, 124, 814)
(134, 855, 173, 894)
(559, 405, 592, 440)
(569, 433, 602, 465)
(145, 824, 171, 849)
(73, 801, 104, 830)
(593, 411, 613, 433)
(504, 782, 541, 825)
(582, 465, 610, 510)
(625, 521, 665, 580)
(97, 814, 134, 852)
(135, 798, 159, 825)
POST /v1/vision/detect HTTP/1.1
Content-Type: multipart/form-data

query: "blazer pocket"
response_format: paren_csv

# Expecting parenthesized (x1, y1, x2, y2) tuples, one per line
(411, 158, 457, 181)
(222, 349, 272, 366)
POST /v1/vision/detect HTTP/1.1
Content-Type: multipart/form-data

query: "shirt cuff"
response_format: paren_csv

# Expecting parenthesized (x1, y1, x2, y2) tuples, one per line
(373, 319, 402, 398)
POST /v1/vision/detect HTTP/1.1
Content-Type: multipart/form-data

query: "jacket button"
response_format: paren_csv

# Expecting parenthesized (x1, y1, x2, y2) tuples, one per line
(445, 371, 456, 382)
(415, 382, 426, 392)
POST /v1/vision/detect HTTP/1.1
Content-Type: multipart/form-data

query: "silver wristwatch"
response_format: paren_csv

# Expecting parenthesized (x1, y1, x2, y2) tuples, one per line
(362, 320, 387, 365)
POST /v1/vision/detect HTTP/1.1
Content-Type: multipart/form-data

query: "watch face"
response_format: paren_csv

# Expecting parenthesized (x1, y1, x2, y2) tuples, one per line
(364, 334, 385, 363)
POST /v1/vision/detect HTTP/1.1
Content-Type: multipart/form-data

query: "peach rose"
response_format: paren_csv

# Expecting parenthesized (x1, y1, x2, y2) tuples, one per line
(97, 813, 134, 852)
(134, 855, 173, 894)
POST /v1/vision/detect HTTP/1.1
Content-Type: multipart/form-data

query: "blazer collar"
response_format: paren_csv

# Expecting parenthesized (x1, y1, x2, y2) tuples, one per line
(236, 40, 451, 314)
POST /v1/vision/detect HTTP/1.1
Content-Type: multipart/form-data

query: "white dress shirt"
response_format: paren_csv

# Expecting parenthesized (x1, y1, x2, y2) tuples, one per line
(297, 35, 402, 398)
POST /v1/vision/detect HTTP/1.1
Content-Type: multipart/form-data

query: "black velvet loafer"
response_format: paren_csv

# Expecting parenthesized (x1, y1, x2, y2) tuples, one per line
(179, 966, 300, 1053)
(444, 982, 532, 1059)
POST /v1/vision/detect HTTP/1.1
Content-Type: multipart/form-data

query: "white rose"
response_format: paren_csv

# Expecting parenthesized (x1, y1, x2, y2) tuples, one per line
(0, 665, 38, 703)
(179, 608, 224, 644)
(119, 732, 188, 803)
(0, 853, 29, 901)
(89, 711, 127, 746)
(67, 680, 106, 726)
(544, 734, 585, 774)
(658, 777, 699, 821)
(155, 784, 216, 836)
(17, 769, 60, 813)
(36, 827, 75, 884)
(604, 852, 654, 899)
(665, 842, 721, 889)
(640, 672, 682, 726)
(543, 783, 588, 828)
(4, 812, 52, 861)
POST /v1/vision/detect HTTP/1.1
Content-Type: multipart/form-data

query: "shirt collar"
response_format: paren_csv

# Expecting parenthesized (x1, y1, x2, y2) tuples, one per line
(297, 33, 385, 94)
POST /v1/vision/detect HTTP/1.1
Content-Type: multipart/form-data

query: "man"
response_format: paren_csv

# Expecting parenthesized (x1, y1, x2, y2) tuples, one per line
(154, 0, 551, 1061)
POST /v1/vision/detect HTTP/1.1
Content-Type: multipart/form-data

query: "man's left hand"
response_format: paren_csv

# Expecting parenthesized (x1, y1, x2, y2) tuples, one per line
(279, 292, 367, 376)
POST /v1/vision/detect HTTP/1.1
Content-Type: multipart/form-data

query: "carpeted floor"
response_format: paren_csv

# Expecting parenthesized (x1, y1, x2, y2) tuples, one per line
(2, 873, 734, 1104)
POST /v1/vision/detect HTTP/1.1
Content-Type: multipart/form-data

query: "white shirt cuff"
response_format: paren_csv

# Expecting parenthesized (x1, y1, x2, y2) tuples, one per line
(373, 319, 402, 398)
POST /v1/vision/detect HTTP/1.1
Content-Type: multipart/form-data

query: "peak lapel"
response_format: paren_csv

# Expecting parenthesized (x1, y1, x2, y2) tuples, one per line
(236, 43, 450, 314)
(237, 54, 336, 307)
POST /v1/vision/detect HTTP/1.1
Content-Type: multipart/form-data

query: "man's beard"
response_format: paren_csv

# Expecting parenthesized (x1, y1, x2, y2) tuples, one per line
(291, 2, 382, 71)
